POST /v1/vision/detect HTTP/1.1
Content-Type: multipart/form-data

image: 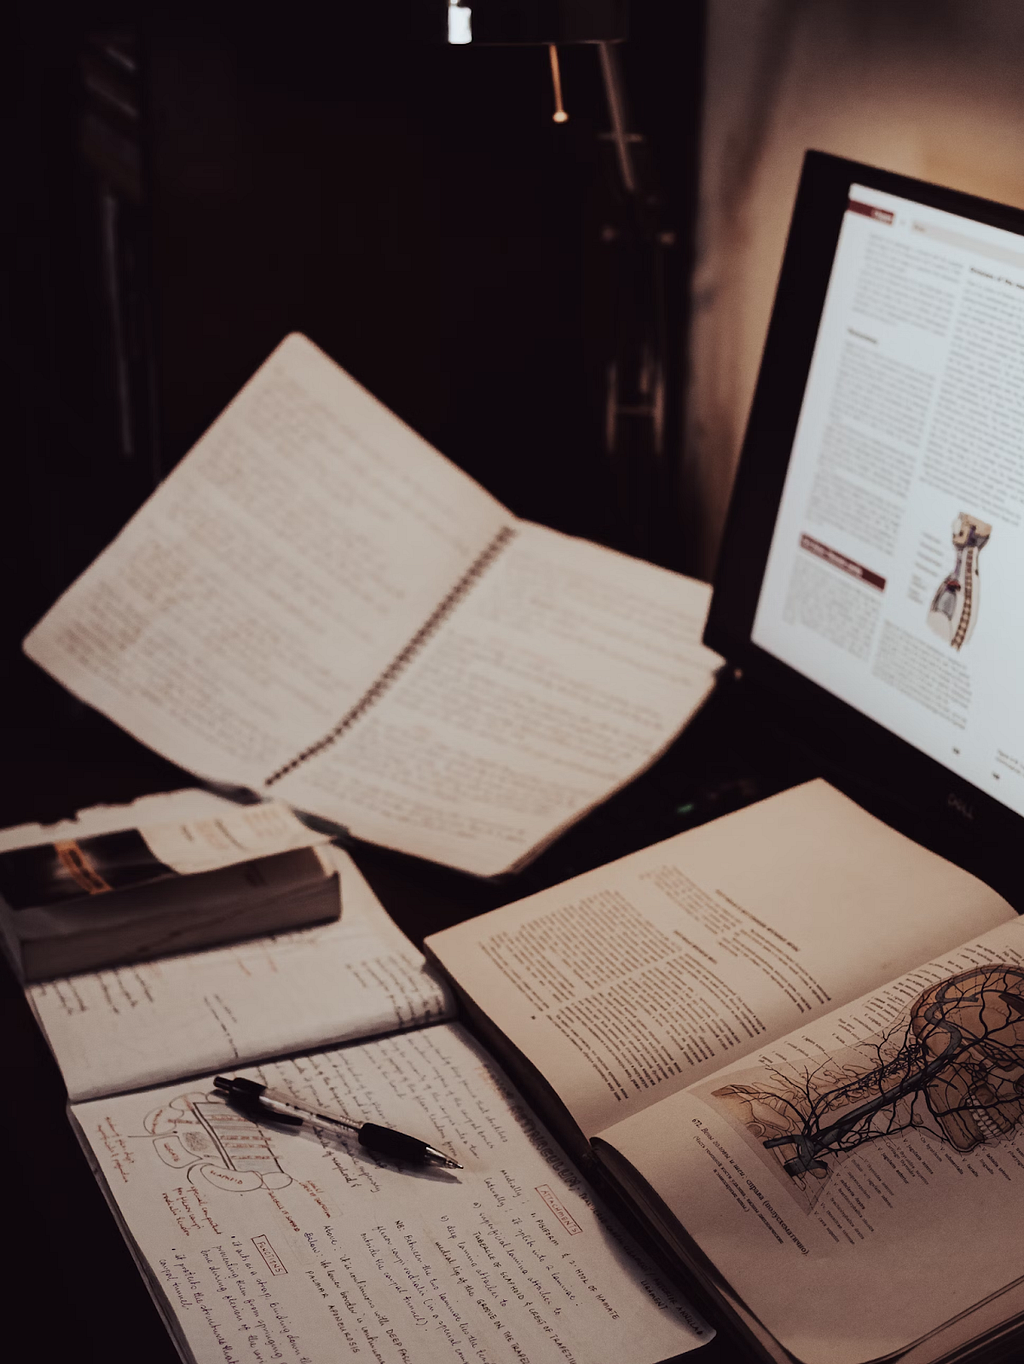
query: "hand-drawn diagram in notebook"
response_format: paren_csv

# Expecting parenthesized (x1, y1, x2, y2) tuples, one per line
(927, 513, 992, 650)
(144, 1091, 294, 1192)
(707, 965, 1024, 1208)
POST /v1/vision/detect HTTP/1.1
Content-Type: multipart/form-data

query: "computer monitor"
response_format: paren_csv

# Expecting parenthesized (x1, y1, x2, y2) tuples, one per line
(705, 150, 1024, 906)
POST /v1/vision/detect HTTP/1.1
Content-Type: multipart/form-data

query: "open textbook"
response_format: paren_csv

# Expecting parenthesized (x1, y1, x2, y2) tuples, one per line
(50, 847, 711, 1364)
(23, 333, 721, 878)
(426, 779, 1024, 1364)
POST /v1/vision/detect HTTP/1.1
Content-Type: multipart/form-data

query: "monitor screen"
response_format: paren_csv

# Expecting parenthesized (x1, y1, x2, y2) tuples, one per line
(705, 152, 1024, 899)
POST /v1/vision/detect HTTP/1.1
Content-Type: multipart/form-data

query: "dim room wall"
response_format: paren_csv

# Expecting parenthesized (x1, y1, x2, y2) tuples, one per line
(684, 0, 1024, 578)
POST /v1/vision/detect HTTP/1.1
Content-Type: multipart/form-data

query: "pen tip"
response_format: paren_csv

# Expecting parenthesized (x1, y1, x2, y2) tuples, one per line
(423, 1143, 462, 1169)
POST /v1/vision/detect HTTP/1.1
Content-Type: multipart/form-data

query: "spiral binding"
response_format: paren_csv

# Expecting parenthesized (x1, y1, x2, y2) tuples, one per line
(264, 525, 516, 786)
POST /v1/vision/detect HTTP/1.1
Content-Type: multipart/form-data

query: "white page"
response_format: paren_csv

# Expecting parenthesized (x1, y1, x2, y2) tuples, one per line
(72, 1023, 710, 1364)
(426, 781, 1015, 1137)
(30, 847, 454, 1101)
(597, 916, 1024, 1364)
(24, 335, 509, 789)
(277, 523, 722, 875)
(139, 802, 329, 876)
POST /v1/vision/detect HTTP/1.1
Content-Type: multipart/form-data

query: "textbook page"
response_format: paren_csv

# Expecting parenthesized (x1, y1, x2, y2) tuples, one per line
(276, 523, 722, 876)
(24, 334, 509, 790)
(595, 916, 1024, 1364)
(425, 781, 1015, 1138)
(72, 1023, 711, 1364)
(30, 847, 453, 1102)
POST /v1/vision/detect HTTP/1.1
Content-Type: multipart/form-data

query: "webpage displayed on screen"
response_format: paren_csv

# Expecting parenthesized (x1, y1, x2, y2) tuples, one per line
(752, 182, 1024, 817)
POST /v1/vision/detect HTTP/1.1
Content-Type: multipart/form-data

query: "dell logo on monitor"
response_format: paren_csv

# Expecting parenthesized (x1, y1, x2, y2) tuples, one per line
(947, 791, 975, 821)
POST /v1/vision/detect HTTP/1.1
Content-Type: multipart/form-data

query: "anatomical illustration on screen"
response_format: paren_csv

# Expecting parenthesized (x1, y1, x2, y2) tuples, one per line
(707, 965, 1024, 1208)
(927, 513, 992, 650)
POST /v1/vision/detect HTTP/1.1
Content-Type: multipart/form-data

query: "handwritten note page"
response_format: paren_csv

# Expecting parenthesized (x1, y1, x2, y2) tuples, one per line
(426, 782, 1015, 1136)
(278, 523, 721, 875)
(30, 847, 453, 1101)
(24, 335, 509, 788)
(72, 1024, 710, 1364)
(598, 917, 1024, 1364)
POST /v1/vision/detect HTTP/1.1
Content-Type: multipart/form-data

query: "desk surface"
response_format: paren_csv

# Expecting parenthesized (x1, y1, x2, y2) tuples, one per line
(1, 657, 812, 1364)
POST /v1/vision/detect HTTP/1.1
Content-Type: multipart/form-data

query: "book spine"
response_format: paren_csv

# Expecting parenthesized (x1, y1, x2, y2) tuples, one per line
(265, 526, 516, 785)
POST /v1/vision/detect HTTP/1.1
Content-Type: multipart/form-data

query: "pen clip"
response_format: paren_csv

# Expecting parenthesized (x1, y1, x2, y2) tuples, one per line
(213, 1075, 303, 1126)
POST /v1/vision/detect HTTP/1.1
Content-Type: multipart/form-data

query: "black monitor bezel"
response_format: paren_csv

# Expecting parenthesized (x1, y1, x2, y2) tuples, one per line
(704, 150, 1024, 907)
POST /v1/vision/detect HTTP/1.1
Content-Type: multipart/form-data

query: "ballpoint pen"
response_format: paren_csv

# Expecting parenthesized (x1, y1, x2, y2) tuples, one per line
(213, 1075, 463, 1169)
